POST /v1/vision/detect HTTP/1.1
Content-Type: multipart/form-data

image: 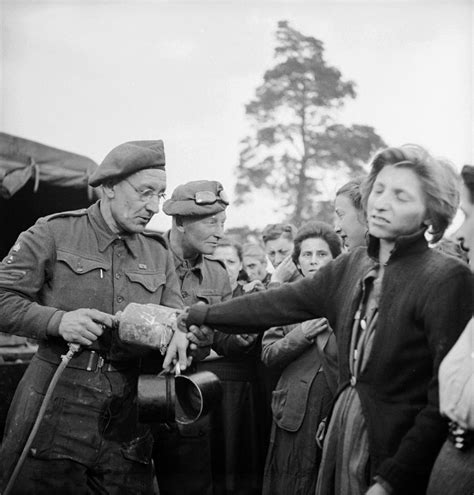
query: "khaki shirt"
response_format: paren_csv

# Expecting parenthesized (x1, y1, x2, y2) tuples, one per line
(166, 231, 237, 358)
(0, 202, 183, 361)
(165, 230, 232, 307)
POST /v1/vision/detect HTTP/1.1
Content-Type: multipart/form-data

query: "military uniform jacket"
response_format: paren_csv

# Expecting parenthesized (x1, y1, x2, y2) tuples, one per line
(165, 231, 231, 308)
(0, 201, 183, 361)
(165, 231, 252, 358)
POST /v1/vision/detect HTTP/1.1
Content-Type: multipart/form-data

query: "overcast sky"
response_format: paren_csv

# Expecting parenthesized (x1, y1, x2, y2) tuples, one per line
(1, 0, 472, 230)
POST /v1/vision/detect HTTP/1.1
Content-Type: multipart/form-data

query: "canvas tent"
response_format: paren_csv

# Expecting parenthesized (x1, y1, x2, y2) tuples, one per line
(0, 133, 99, 436)
(0, 132, 99, 259)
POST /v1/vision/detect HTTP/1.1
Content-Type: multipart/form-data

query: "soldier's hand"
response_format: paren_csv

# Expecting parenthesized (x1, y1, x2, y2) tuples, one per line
(58, 308, 114, 346)
(163, 330, 191, 371)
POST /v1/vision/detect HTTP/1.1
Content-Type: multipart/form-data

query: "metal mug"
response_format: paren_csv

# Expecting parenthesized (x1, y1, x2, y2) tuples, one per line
(137, 370, 222, 424)
(137, 373, 175, 423)
(175, 371, 222, 425)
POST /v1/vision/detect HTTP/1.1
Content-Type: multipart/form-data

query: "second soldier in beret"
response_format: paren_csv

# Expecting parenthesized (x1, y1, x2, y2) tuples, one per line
(0, 140, 189, 494)
(152, 180, 232, 495)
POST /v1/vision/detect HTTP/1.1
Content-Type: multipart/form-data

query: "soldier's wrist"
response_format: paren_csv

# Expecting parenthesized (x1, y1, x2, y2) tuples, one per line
(47, 310, 66, 337)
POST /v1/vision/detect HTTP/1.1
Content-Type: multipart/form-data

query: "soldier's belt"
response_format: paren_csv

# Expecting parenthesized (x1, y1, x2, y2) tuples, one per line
(37, 346, 138, 372)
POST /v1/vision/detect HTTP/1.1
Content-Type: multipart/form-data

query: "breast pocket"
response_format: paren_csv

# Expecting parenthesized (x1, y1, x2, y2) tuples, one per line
(125, 272, 167, 303)
(54, 251, 110, 308)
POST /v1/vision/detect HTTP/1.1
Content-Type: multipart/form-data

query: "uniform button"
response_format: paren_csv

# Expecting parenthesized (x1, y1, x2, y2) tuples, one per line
(116, 252, 122, 258)
(181, 290, 188, 298)
(115, 272, 122, 279)
(350, 376, 357, 387)
(117, 296, 124, 303)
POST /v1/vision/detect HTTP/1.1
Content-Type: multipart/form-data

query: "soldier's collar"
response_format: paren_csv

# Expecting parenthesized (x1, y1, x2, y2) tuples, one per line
(174, 252, 203, 273)
(89, 202, 139, 258)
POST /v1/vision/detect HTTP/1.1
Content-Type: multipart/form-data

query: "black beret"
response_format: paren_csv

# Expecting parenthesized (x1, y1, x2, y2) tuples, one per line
(163, 180, 229, 217)
(89, 140, 165, 187)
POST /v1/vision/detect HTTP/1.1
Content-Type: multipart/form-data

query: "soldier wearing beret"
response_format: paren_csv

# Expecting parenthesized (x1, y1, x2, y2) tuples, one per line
(152, 180, 235, 495)
(0, 140, 188, 494)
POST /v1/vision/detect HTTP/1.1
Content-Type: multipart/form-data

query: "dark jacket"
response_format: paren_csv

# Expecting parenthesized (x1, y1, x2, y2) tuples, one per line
(187, 230, 473, 493)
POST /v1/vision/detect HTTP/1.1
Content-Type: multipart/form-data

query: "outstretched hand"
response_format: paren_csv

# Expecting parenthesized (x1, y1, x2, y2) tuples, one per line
(187, 324, 214, 350)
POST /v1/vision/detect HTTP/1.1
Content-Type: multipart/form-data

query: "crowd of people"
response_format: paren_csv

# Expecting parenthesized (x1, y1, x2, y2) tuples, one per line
(0, 140, 472, 495)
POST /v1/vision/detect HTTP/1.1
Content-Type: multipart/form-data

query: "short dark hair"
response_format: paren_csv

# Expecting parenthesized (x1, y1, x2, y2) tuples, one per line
(461, 165, 474, 203)
(292, 221, 342, 264)
(262, 223, 297, 244)
(336, 176, 366, 212)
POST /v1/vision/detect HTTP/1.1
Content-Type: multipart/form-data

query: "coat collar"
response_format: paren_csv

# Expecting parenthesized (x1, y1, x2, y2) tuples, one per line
(367, 228, 429, 264)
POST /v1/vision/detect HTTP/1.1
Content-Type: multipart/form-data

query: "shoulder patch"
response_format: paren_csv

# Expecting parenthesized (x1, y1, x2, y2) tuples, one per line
(42, 209, 89, 222)
(142, 230, 168, 249)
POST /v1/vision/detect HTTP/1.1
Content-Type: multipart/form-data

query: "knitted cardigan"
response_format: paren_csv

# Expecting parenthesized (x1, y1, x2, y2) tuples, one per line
(187, 230, 473, 494)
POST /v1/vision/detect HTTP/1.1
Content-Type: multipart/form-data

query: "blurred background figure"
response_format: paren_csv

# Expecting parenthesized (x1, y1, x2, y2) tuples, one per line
(433, 237, 469, 264)
(262, 221, 341, 495)
(214, 238, 245, 297)
(262, 223, 301, 285)
(334, 177, 367, 251)
(209, 237, 266, 495)
(428, 164, 474, 495)
(262, 223, 297, 268)
(242, 243, 272, 290)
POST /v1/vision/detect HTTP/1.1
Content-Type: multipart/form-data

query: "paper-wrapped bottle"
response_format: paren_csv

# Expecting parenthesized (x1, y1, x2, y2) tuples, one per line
(116, 303, 181, 354)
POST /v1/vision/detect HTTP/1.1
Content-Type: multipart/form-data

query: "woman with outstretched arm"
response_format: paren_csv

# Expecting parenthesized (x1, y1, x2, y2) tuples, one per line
(182, 145, 473, 495)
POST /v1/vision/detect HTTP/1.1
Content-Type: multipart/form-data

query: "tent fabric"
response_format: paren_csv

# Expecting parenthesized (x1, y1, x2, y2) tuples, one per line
(0, 132, 98, 199)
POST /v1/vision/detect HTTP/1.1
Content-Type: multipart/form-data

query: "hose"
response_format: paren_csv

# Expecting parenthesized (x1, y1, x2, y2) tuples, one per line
(2, 343, 81, 495)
